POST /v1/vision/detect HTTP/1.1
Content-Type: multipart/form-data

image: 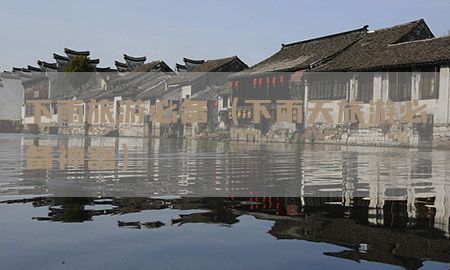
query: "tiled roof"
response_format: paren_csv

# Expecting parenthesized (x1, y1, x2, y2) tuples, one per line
(64, 48, 90, 57)
(191, 84, 230, 100)
(124, 54, 146, 62)
(312, 19, 446, 71)
(191, 56, 243, 72)
(235, 26, 368, 76)
(133, 61, 173, 72)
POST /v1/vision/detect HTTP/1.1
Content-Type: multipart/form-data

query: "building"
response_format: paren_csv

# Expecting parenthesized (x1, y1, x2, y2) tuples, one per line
(168, 56, 248, 101)
(230, 19, 450, 148)
(231, 24, 368, 102)
(156, 56, 248, 138)
(115, 54, 147, 72)
(108, 60, 174, 137)
(20, 48, 105, 134)
(0, 71, 27, 132)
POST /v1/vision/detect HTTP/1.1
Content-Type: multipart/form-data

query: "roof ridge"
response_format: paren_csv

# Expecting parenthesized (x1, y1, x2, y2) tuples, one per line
(38, 60, 57, 66)
(27, 65, 42, 72)
(370, 19, 424, 33)
(204, 55, 237, 62)
(183, 57, 205, 64)
(281, 25, 369, 48)
(114, 61, 129, 71)
(124, 54, 147, 62)
(64, 48, 90, 56)
(53, 53, 69, 61)
(388, 34, 450, 46)
(146, 60, 162, 64)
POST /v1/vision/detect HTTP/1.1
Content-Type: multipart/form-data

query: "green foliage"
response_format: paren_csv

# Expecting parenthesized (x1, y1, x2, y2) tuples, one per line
(64, 56, 95, 91)
(64, 56, 94, 72)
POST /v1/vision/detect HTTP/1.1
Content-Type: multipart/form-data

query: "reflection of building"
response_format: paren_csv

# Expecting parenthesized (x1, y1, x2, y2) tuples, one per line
(2, 196, 450, 269)
(13, 135, 450, 235)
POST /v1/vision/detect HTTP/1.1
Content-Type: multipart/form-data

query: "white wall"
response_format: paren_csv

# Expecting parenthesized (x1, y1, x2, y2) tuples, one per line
(303, 68, 450, 126)
(0, 75, 24, 121)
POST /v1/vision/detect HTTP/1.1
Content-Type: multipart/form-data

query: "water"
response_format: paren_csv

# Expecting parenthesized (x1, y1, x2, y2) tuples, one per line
(0, 133, 450, 269)
(2, 134, 450, 198)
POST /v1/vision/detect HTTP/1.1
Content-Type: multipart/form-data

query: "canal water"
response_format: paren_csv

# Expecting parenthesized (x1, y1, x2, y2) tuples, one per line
(0, 133, 449, 269)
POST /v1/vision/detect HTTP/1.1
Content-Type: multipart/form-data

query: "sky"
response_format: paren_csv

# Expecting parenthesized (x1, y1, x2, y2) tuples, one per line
(0, 0, 449, 72)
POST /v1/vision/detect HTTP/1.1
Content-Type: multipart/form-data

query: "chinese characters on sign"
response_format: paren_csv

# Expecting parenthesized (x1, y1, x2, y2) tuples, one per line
(26, 144, 128, 171)
(231, 98, 427, 126)
(27, 98, 428, 126)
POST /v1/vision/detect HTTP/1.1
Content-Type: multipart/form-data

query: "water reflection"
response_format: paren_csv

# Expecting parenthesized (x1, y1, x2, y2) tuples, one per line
(0, 134, 449, 231)
(1, 134, 450, 268)
(1, 196, 449, 269)
(0, 134, 448, 199)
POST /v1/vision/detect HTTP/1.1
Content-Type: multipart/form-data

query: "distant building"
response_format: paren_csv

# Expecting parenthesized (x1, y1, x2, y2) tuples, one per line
(155, 56, 248, 138)
(0, 71, 29, 132)
(166, 56, 248, 101)
(115, 54, 147, 72)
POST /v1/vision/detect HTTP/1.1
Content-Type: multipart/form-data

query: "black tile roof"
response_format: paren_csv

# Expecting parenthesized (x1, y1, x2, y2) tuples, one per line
(53, 53, 69, 62)
(124, 54, 146, 62)
(183, 58, 205, 65)
(191, 56, 244, 72)
(12, 67, 30, 73)
(176, 63, 187, 72)
(89, 59, 100, 65)
(37, 60, 58, 70)
(312, 19, 449, 71)
(235, 25, 369, 76)
(133, 61, 173, 72)
(64, 48, 90, 57)
(27, 65, 42, 72)
(96, 67, 117, 72)
(191, 83, 230, 100)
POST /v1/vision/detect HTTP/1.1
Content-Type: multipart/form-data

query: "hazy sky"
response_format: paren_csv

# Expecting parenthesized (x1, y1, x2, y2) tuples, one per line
(1, 0, 449, 72)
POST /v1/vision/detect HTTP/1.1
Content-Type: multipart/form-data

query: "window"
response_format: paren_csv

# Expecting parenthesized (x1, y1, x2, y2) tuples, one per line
(309, 74, 348, 100)
(389, 72, 411, 102)
(420, 68, 439, 100)
(334, 79, 347, 100)
(25, 103, 34, 117)
(357, 73, 373, 102)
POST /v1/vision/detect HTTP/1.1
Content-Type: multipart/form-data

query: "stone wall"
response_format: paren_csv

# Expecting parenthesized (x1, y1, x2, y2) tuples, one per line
(88, 124, 117, 136)
(230, 127, 261, 142)
(433, 126, 450, 148)
(119, 124, 145, 137)
(229, 122, 450, 149)
(59, 124, 86, 135)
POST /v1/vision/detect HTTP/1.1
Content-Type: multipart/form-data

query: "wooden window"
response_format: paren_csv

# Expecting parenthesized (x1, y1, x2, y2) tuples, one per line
(357, 73, 373, 102)
(389, 72, 411, 102)
(420, 68, 439, 100)
(309, 74, 348, 100)
(334, 78, 347, 100)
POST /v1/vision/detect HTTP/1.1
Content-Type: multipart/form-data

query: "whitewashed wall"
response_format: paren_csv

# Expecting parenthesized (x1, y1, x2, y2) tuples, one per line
(0, 75, 24, 121)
